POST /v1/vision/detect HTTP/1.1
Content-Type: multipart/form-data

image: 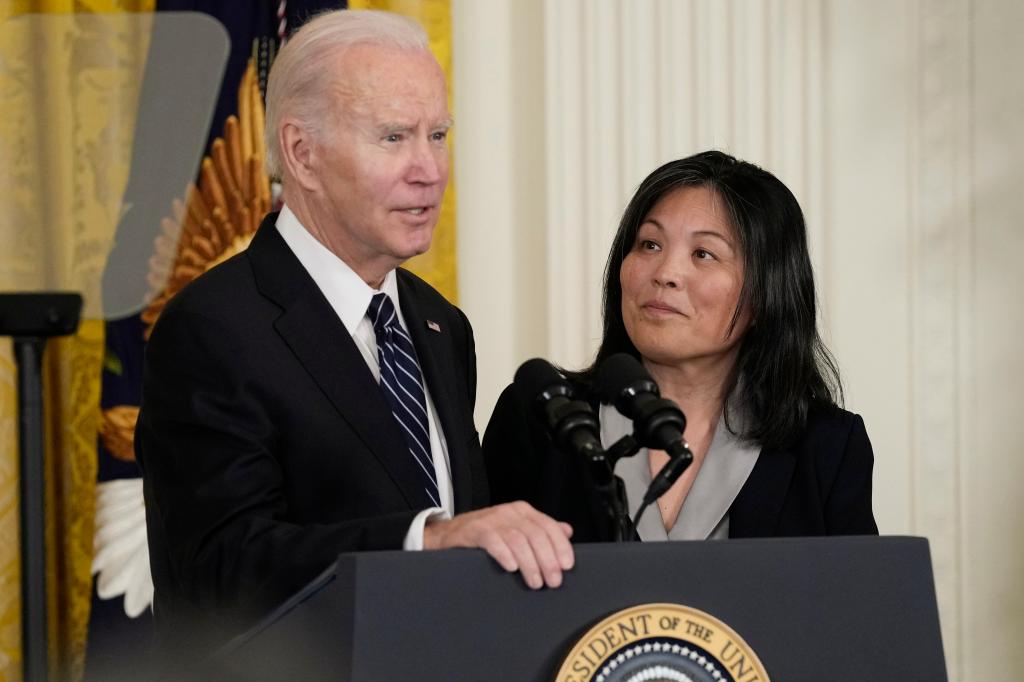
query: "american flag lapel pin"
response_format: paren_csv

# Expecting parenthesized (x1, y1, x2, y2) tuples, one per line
(426, 320, 442, 333)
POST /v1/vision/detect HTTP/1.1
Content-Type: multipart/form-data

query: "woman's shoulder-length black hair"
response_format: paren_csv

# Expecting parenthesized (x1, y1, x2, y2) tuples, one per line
(574, 150, 842, 450)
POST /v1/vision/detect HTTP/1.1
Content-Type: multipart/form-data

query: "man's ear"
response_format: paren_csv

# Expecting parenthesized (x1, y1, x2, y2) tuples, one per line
(278, 119, 320, 192)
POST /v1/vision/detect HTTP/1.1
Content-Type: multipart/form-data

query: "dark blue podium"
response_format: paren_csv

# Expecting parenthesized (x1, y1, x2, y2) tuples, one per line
(211, 536, 946, 681)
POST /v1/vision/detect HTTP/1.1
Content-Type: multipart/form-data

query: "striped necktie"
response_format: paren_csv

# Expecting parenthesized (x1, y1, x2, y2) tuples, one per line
(367, 292, 441, 508)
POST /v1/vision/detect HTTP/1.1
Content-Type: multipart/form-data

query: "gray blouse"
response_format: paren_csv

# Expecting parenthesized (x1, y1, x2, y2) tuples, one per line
(600, 403, 761, 542)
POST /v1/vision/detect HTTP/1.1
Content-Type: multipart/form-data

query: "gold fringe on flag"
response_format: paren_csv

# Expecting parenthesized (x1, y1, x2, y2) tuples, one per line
(140, 59, 272, 340)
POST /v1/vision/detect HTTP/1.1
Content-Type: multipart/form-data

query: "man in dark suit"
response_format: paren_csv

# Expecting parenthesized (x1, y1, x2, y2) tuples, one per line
(135, 9, 573, 647)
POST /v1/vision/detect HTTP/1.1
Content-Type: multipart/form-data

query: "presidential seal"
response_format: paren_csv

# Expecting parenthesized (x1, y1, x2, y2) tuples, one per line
(555, 603, 769, 682)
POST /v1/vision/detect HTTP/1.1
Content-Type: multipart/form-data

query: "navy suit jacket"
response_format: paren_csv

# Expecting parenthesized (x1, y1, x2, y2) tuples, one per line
(483, 382, 878, 542)
(136, 213, 488, 640)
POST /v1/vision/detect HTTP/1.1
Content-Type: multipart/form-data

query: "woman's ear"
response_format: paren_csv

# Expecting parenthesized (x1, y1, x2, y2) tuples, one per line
(278, 119, 320, 192)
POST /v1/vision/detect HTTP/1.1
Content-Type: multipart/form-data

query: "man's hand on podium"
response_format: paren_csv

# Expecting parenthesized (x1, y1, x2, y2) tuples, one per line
(423, 501, 574, 590)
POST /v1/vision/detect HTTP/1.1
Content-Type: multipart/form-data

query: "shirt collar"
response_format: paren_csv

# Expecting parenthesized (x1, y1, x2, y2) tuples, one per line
(275, 205, 400, 334)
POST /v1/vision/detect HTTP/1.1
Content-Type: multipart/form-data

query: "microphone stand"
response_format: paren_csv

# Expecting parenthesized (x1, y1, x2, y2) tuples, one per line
(584, 435, 641, 543)
(583, 434, 695, 542)
(0, 293, 83, 682)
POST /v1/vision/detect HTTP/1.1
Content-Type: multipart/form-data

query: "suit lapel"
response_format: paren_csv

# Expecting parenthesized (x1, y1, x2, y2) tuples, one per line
(729, 447, 797, 537)
(247, 217, 434, 509)
(397, 272, 474, 513)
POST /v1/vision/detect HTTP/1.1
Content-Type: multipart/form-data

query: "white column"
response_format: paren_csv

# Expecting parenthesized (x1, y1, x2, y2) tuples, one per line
(966, 1, 1024, 676)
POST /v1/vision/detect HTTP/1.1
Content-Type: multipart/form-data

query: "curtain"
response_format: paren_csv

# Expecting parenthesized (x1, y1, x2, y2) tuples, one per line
(0, 2, 155, 679)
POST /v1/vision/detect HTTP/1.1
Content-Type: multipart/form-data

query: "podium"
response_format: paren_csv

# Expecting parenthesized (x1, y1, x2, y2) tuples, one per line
(212, 536, 946, 680)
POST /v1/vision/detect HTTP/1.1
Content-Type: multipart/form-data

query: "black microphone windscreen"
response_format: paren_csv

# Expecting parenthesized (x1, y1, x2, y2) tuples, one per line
(596, 353, 651, 403)
(513, 358, 566, 400)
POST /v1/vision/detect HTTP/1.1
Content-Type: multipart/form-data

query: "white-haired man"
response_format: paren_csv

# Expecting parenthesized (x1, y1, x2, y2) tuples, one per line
(136, 9, 573, 647)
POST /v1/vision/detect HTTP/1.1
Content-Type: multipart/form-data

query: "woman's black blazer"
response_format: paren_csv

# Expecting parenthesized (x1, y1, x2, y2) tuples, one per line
(482, 383, 879, 542)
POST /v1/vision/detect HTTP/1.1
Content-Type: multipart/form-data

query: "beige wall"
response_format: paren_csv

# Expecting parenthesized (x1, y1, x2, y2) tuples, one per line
(453, 0, 1024, 678)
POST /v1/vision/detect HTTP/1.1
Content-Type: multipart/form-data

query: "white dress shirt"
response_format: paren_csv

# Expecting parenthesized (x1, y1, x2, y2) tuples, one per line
(275, 206, 453, 549)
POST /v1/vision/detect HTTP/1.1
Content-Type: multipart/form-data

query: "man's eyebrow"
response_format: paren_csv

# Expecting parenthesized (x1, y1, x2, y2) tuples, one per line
(376, 118, 454, 135)
(377, 122, 412, 135)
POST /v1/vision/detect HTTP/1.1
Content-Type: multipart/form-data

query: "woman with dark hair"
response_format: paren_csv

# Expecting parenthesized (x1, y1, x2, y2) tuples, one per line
(483, 150, 878, 541)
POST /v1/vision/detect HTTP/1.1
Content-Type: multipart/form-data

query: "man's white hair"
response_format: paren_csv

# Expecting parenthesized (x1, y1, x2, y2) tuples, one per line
(264, 9, 430, 179)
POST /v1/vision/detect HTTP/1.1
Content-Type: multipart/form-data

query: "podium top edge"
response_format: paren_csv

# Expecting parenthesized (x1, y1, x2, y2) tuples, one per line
(334, 534, 931, 564)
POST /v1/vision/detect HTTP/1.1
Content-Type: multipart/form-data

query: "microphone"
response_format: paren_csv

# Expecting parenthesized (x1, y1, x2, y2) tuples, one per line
(597, 353, 689, 457)
(513, 358, 603, 461)
(515, 358, 635, 541)
(596, 353, 694, 518)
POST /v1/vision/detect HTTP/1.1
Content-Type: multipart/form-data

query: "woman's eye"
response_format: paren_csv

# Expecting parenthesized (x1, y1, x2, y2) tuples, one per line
(639, 239, 660, 252)
(694, 248, 715, 260)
